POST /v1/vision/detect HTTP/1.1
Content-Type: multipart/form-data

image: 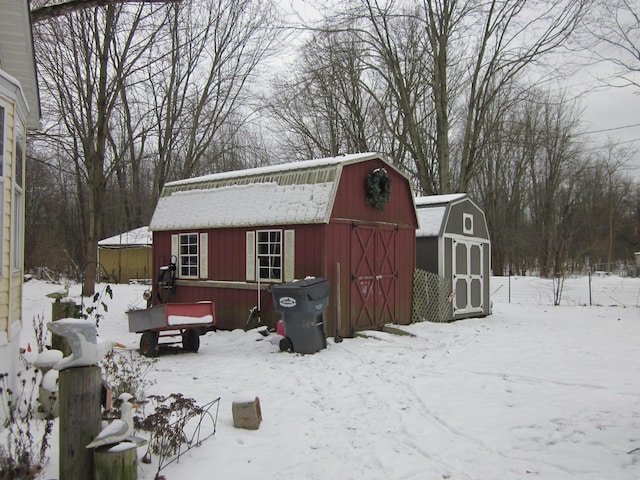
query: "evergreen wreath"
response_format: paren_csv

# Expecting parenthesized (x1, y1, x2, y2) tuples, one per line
(365, 168, 392, 210)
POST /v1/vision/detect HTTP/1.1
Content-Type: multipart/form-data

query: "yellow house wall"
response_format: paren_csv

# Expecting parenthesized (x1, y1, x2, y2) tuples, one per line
(0, 90, 25, 342)
(0, 94, 14, 335)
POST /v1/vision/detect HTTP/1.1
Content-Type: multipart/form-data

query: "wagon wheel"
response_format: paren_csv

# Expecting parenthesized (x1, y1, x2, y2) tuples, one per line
(140, 331, 159, 358)
(182, 329, 200, 353)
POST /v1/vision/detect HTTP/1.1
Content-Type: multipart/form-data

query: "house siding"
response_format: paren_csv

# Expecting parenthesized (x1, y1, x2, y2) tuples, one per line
(0, 96, 13, 334)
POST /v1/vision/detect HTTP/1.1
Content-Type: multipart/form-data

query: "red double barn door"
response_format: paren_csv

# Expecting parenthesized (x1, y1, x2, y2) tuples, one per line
(351, 224, 398, 332)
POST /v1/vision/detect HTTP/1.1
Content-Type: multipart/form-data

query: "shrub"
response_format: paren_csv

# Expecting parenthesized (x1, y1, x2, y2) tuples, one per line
(0, 370, 54, 479)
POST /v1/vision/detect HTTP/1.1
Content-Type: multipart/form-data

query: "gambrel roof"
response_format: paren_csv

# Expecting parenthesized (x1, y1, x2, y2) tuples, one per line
(150, 153, 400, 231)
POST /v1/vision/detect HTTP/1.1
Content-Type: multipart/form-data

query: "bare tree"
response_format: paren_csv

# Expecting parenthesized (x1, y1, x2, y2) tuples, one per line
(33, 3, 167, 294)
(584, 0, 640, 89)
(571, 143, 635, 268)
(31, 0, 178, 23)
(470, 86, 532, 276)
(526, 93, 584, 277)
(147, 0, 280, 196)
(323, 0, 589, 193)
(350, 2, 439, 192)
(267, 30, 383, 159)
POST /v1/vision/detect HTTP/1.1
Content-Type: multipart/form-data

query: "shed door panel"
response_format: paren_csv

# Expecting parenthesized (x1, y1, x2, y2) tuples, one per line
(375, 227, 397, 326)
(351, 225, 397, 332)
(452, 239, 484, 315)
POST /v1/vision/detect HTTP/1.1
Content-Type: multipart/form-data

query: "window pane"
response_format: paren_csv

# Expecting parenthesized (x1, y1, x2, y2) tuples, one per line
(15, 124, 23, 187)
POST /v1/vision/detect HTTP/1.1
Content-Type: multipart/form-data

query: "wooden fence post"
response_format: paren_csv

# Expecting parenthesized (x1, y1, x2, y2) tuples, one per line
(58, 366, 102, 480)
(93, 444, 137, 480)
(51, 300, 81, 355)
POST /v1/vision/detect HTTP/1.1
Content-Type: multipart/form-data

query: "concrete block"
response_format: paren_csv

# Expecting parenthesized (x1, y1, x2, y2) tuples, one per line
(232, 396, 262, 430)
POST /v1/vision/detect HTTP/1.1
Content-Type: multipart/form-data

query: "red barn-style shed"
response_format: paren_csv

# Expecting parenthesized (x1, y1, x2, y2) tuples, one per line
(149, 153, 418, 338)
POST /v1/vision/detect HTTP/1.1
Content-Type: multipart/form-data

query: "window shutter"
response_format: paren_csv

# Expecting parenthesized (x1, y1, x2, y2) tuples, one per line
(200, 232, 208, 279)
(284, 229, 295, 282)
(171, 234, 179, 278)
(246, 231, 255, 281)
(171, 234, 179, 261)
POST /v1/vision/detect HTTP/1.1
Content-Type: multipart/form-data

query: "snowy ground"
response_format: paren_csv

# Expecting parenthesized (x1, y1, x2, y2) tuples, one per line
(19, 275, 640, 479)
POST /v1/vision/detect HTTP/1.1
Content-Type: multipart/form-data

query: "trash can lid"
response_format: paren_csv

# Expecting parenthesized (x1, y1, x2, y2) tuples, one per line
(271, 277, 328, 291)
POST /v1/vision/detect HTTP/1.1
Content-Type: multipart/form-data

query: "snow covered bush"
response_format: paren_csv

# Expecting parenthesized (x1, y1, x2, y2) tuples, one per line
(101, 348, 156, 401)
(0, 370, 54, 479)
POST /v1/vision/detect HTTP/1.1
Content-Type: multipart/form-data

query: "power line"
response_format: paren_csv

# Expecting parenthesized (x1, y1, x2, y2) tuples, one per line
(581, 122, 640, 135)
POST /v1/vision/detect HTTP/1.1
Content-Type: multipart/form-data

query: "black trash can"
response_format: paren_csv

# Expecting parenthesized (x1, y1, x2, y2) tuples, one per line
(271, 277, 330, 354)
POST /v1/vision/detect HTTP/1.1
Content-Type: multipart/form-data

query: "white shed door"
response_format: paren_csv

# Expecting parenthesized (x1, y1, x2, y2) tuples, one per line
(452, 239, 484, 315)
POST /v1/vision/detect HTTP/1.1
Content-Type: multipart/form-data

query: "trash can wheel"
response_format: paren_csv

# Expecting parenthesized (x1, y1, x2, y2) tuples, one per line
(279, 336, 293, 353)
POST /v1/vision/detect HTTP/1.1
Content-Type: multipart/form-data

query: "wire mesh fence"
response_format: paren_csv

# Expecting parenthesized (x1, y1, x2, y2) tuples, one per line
(491, 273, 640, 308)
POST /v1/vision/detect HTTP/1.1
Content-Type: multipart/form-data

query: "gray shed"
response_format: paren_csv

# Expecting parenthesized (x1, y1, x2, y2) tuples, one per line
(415, 194, 491, 321)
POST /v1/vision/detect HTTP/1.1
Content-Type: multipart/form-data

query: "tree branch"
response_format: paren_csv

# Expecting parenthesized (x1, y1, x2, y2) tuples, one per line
(31, 0, 180, 24)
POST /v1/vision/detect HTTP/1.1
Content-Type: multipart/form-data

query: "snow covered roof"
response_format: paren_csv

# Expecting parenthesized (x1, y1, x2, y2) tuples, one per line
(416, 206, 447, 237)
(98, 226, 152, 247)
(150, 153, 386, 231)
(415, 193, 467, 206)
(415, 194, 468, 238)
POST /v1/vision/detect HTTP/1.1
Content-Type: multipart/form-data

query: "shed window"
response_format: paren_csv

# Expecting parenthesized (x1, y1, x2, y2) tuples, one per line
(179, 233, 198, 278)
(258, 230, 281, 281)
(246, 229, 295, 283)
(463, 213, 474, 235)
(171, 232, 208, 279)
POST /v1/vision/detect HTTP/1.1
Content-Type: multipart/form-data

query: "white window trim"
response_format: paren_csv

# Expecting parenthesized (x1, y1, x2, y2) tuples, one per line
(463, 212, 474, 235)
(175, 232, 199, 279)
(257, 229, 282, 282)
(12, 120, 24, 273)
(247, 229, 295, 283)
(0, 103, 5, 275)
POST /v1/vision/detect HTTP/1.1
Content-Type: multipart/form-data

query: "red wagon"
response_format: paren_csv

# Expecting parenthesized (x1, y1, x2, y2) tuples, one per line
(127, 302, 216, 357)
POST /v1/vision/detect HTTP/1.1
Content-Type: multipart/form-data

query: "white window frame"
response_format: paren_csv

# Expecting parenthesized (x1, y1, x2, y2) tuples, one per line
(0, 104, 5, 274)
(171, 232, 208, 280)
(178, 232, 199, 279)
(463, 212, 474, 235)
(246, 229, 295, 283)
(257, 229, 282, 281)
(12, 121, 24, 272)
(0, 103, 5, 175)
